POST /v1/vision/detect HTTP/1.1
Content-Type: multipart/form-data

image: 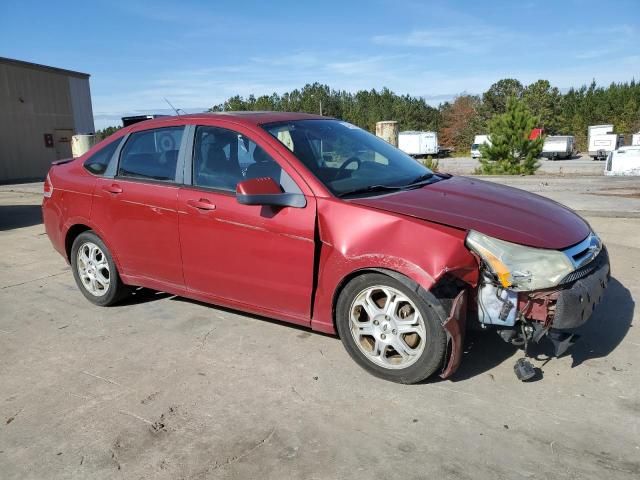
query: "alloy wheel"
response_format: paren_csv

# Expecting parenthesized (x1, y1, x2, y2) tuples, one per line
(76, 241, 110, 297)
(349, 285, 427, 369)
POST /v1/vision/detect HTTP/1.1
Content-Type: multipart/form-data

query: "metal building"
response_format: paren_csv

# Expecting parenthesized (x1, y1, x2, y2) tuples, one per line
(0, 57, 95, 183)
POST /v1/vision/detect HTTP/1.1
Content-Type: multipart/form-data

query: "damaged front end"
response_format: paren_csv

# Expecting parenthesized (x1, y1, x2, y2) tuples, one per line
(466, 230, 610, 380)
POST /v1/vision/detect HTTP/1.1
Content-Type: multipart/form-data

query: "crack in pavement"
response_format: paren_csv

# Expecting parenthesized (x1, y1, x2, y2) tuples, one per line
(0, 271, 68, 290)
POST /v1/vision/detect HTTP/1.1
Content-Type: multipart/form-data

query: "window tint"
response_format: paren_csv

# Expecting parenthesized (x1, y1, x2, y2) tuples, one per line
(192, 126, 300, 193)
(83, 139, 120, 175)
(118, 127, 184, 181)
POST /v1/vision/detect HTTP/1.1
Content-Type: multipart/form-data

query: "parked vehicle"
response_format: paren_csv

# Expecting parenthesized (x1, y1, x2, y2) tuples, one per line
(43, 113, 609, 383)
(470, 134, 490, 159)
(398, 131, 438, 157)
(588, 124, 623, 160)
(436, 146, 453, 158)
(541, 135, 575, 160)
(605, 146, 640, 176)
(121, 114, 168, 127)
(632, 132, 640, 146)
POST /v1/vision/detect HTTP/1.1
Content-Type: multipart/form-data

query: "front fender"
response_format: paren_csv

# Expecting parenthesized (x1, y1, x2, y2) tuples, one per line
(310, 198, 478, 334)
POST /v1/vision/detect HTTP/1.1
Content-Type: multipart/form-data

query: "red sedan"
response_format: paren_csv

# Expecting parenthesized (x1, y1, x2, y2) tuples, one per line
(43, 113, 609, 383)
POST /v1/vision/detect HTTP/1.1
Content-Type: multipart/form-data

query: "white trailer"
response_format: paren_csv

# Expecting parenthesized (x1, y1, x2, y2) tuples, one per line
(398, 131, 438, 157)
(632, 133, 640, 146)
(604, 146, 640, 176)
(541, 135, 575, 160)
(471, 134, 490, 159)
(588, 124, 622, 160)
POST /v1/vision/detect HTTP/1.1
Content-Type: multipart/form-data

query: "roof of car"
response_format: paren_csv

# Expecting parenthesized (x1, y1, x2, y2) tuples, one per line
(127, 111, 329, 130)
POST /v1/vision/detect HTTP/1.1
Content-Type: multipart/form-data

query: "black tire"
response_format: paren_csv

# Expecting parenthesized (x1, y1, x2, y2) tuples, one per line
(70, 231, 129, 306)
(336, 273, 447, 384)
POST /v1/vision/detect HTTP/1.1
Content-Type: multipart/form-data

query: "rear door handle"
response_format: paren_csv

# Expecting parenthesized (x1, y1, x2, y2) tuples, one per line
(187, 198, 216, 211)
(102, 184, 122, 194)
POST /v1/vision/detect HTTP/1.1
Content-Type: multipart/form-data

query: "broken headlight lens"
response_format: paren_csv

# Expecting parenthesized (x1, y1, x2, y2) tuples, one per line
(466, 230, 574, 291)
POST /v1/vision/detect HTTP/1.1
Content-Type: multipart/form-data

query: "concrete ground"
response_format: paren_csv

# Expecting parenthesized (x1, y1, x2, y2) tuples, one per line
(1, 176, 638, 480)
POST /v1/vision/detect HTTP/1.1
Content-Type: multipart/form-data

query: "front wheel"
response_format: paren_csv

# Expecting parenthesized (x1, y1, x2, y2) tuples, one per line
(71, 231, 129, 306)
(336, 273, 447, 384)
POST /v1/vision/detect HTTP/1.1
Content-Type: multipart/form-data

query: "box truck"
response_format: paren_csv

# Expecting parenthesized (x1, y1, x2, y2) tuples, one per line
(588, 124, 623, 160)
(398, 131, 438, 157)
(471, 135, 490, 159)
(632, 133, 640, 146)
(541, 135, 575, 160)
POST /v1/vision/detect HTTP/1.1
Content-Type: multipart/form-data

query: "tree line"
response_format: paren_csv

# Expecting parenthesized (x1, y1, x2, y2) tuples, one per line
(209, 79, 640, 153)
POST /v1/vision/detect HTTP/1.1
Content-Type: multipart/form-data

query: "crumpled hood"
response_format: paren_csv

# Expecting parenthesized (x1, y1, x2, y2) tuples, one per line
(350, 176, 590, 249)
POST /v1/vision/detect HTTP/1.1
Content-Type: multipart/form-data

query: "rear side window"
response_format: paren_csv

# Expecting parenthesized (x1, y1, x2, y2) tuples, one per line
(118, 127, 184, 181)
(83, 140, 120, 175)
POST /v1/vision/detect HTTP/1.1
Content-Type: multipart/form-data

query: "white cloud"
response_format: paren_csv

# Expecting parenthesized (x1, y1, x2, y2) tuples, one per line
(371, 27, 514, 54)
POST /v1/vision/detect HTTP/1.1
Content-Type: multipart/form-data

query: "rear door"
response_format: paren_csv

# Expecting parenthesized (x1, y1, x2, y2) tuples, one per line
(92, 126, 187, 290)
(177, 123, 316, 322)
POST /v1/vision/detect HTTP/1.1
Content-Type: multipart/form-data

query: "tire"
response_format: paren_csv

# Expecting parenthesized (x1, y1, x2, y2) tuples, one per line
(336, 273, 447, 384)
(70, 231, 129, 306)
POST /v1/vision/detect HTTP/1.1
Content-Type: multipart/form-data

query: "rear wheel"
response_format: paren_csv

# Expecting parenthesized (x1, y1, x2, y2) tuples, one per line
(71, 231, 129, 306)
(336, 273, 447, 384)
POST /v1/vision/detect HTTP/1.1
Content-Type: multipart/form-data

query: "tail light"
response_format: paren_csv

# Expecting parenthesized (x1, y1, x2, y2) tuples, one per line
(43, 173, 53, 198)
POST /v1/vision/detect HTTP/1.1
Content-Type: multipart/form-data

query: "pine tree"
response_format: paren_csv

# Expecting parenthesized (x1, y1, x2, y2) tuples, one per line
(477, 98, 543, 175)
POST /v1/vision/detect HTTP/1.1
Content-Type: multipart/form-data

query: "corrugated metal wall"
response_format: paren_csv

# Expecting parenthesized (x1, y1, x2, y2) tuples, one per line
(0, 60, 94, 183)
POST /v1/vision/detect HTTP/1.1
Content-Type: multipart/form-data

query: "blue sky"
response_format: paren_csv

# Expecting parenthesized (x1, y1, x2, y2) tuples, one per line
(2, 0, 638, 130)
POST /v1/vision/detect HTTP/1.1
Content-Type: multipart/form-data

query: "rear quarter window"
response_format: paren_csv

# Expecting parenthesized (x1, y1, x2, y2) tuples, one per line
(83, 140, 120, 175)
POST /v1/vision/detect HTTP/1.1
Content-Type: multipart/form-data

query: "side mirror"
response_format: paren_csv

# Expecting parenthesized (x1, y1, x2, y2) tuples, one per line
(236, 177, 306, 208)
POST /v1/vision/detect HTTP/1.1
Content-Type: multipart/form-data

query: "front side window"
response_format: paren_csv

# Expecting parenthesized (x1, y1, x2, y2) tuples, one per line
(118, 127, 184, 181)
(83, 139, 120, 175)
(192, 125, 300, 193)
(263, 119, 433, 197)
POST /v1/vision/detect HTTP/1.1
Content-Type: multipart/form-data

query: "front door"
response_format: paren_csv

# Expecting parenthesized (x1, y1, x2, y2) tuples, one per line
(91, 126, 186, 290)
(178, 125, 316, 322)
(54, 129, 74, 159)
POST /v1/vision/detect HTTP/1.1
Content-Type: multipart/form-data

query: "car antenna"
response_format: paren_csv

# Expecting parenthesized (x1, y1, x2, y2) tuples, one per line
(163, 97, 185, 117)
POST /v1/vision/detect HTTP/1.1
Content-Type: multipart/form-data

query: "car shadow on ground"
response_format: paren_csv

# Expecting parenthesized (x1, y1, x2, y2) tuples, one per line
(112, 277, 633, 381)
(168, 296, 339, 337)
(564, 277, 633, 367)
(0, 204, 42, 231)
(115, 287, 174, 306)
(444, 277, 633, 382)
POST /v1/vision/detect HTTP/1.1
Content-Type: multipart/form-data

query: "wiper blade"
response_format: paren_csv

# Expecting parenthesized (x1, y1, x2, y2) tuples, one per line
(338, 172, 447, 198)
(407, 172, 434, 185)
(337, 184, 403, 198)
(399, 172, 438, 189)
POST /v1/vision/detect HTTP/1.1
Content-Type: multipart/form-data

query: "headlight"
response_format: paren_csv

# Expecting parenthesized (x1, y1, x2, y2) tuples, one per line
(466, 230, 574, 291)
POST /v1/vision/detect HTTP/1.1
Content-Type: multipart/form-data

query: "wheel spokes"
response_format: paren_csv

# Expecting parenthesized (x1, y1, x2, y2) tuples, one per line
(76, 242, 110, 297)
(348, 285, 428, 369)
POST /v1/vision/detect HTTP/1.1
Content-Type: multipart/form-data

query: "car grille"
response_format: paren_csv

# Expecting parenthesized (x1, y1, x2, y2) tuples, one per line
(559, 247, 609, 285)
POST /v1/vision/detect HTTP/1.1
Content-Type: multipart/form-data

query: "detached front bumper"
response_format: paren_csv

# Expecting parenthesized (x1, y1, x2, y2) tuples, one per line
(518, 248, 610, 330)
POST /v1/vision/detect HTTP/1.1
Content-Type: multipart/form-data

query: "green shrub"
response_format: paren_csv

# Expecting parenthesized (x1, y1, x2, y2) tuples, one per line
(422, 155, 439, 172)
(477, 99, 543, 175)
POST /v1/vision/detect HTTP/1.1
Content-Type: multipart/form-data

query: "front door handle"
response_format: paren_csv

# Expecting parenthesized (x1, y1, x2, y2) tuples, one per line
(187, 198, 216, 211)
(102, 184, 122, 194)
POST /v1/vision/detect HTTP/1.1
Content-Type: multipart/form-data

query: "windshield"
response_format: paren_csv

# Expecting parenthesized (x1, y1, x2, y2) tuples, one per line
(263, 119, 433, 196)
(471, 144, 480, 150)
